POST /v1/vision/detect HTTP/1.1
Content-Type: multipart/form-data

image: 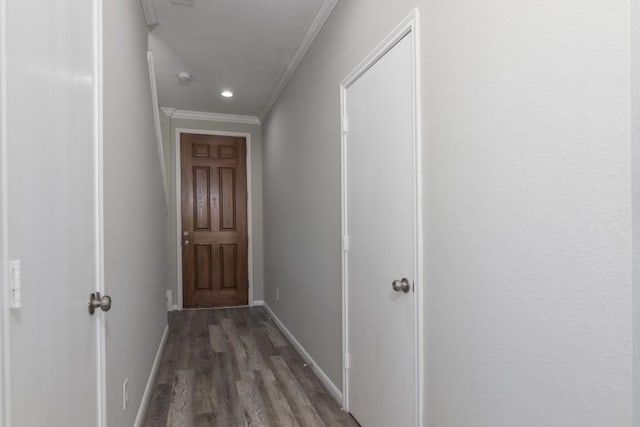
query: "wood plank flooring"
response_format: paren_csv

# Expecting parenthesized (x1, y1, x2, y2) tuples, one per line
(144, 307, 359, 427)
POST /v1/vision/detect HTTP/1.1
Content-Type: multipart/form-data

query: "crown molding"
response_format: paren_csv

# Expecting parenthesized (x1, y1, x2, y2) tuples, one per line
(160, 107, 176, 117)
(161, 108, 261, 125)
(259, 0, 338, 121)
(140, 0, 159, 27)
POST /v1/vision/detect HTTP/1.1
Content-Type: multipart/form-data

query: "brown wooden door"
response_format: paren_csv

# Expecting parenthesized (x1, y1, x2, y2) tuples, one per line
(181, 133, 249, 307)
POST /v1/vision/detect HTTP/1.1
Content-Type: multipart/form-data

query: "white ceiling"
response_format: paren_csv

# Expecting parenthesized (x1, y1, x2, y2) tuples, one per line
(149, 0, 329, 118)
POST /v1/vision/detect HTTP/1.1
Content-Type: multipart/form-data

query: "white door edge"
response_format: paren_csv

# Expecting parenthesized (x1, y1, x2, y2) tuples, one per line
(93, 0, 107, 425)
(174, 128, 255, 309)
(340, 8, 423, 427)
(0, 0, 10, 423)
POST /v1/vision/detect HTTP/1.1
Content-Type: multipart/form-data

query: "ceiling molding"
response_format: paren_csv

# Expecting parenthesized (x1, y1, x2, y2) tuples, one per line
(161, 107, 176, 117)
(161, 108, 261, 125)
(259, 0, 338, 121)
(140, 0, 159, 27)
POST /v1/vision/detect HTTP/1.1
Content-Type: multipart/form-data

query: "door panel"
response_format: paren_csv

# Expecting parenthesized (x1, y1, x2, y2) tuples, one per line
(346, 33, 416, 427)
(194, 167, 212, 230)
(181, 134, 248, 307)
(219, 168, 237, 230)
(6, 0, 102, 425)
(195, 244, 213, 290)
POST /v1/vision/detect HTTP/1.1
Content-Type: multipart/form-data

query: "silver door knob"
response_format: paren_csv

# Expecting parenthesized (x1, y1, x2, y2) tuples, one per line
(392, 278, 411, 293)
(88, 292, 112, 315)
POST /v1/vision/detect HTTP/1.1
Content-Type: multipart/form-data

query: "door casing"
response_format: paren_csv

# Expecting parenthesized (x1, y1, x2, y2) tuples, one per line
(175, 128, 254, 309)
(339, 9, 424, 426)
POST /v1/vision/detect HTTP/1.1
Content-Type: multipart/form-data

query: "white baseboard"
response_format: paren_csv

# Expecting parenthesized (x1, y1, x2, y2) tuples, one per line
(262, 303, 343, 406)
(134, 324, 169, 427)
(166, 290, 173, 311)
(252, 300, 264, 306)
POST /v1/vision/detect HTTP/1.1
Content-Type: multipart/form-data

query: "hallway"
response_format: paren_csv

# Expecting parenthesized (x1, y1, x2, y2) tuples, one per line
(144, 308, 358, 426)
(1, 0, 638, 425)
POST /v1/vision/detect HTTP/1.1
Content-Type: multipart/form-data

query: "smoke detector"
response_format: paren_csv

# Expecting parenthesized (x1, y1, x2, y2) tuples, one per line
(171, 0, 195, 6)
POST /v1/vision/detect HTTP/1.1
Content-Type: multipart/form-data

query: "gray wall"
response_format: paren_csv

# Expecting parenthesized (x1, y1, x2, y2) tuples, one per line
(262, 0, 633, 425)
(103, 2, 169, 426)
(161, 116, 264, 306)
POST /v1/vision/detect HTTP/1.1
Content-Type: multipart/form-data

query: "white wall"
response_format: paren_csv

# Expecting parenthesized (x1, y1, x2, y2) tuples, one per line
(161, 116, 264, 306)
(262, 0, 633, 425)
(423, 2, 631, 424)
(103, 2, 169, 426)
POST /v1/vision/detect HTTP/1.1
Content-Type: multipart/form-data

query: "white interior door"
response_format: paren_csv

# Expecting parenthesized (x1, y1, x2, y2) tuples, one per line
(4, 0, 104, 425)
(344, 31, 417, 427)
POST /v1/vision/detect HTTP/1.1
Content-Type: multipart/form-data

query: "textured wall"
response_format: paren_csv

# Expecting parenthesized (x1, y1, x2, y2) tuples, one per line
(262, 0, 633, 425)
(423, 1, 631, 424)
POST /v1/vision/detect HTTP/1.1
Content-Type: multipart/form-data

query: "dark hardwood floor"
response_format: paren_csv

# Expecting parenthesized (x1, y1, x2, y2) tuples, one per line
(144, 307, 359, 427)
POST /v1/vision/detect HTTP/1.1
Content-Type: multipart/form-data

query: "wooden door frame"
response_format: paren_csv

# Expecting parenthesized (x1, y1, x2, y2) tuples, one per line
(175, 128, 254, 309)
(339, 9, 423, 426)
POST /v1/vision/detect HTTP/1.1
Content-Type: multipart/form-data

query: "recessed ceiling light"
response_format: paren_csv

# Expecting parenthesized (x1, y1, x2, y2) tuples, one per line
(221, 90, 234, 98)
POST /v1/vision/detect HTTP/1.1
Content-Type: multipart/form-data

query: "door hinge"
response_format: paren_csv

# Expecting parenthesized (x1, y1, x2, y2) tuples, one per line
(341, 116, 349, 133)
(344, 353, 350, 370)
(342, 235, 350, 252)
(9, 259, 21, 308)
